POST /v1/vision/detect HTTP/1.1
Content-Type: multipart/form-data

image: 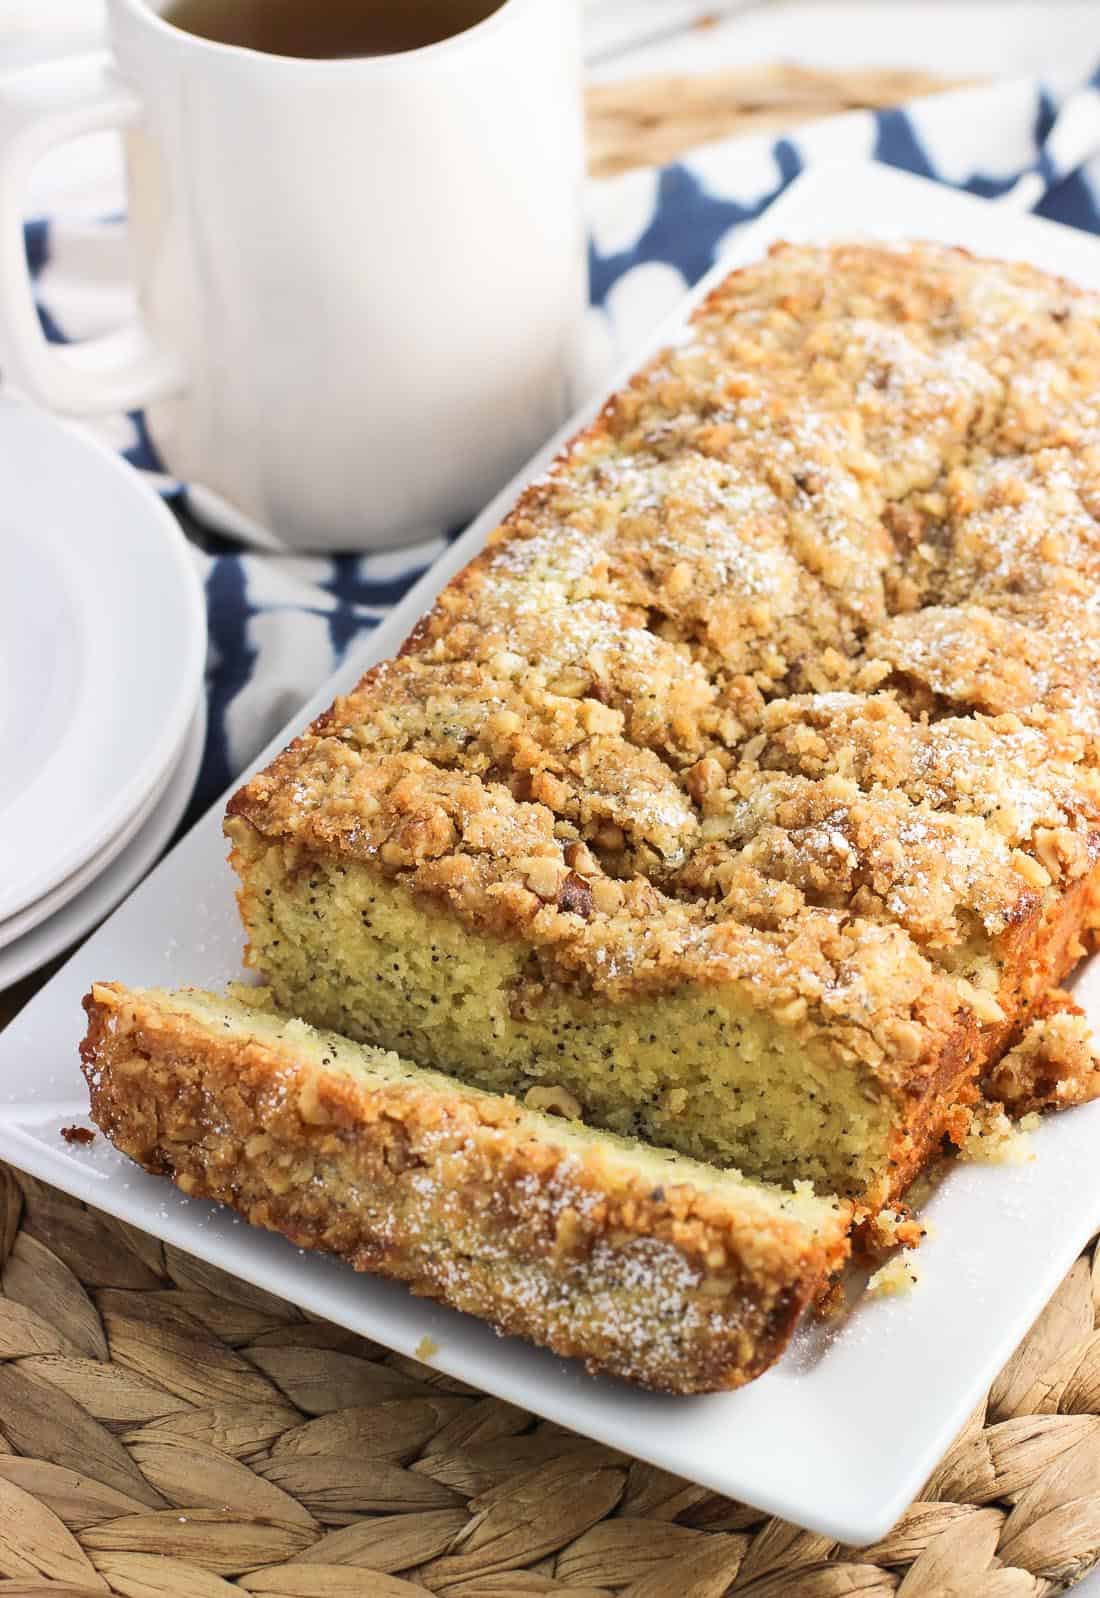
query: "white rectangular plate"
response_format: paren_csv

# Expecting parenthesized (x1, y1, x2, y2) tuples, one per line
(4, 161, 1100, 1546)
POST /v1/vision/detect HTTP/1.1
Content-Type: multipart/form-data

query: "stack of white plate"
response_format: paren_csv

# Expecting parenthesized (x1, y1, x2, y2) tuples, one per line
(0, 394, 206, 989)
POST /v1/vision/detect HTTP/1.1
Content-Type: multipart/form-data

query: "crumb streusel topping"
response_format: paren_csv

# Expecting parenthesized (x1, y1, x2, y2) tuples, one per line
(231, 244, 1100, 1054)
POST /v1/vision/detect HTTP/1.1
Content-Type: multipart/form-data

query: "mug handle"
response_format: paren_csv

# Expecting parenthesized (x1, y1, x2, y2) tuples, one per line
(0, 52, 184, 414)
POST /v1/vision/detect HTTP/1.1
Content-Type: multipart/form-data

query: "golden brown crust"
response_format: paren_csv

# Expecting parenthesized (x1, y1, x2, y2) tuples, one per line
(80, 984, 849, 1394)
(227, 241, 1100, 1197)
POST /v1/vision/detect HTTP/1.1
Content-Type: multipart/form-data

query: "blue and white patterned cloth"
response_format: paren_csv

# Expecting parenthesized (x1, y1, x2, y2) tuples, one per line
(22, 68, 1100, 825)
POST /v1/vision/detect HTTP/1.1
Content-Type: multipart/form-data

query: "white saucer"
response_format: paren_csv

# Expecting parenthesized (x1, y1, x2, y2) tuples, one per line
(0, 696, 206, 990)
(0, 692, 194, 952)
(0, 396, 206, 921)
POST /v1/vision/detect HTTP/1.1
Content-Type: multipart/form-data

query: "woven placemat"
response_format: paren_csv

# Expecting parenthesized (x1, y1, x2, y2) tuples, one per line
(584, 64, 967, 175)
(1, 1160, 1098, 1596)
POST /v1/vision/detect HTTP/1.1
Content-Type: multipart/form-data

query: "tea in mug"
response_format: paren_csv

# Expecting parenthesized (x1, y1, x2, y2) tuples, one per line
(163, 0, 506, 58)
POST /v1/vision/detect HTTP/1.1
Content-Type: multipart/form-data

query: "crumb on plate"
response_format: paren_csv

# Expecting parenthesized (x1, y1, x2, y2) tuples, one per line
(962, 1103, 1037, 1165)
(867, 1249, 922, 1298)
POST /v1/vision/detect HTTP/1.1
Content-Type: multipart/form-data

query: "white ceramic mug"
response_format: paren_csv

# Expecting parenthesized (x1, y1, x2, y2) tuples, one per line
(0, 0, 586, 550)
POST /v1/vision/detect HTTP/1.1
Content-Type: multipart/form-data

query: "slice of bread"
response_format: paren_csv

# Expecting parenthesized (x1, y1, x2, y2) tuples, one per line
(81, 983, 850, 1393)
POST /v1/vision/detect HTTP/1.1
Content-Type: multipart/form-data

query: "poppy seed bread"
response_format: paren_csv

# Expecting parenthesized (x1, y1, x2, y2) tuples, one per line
(226, 242, 1100, 1205)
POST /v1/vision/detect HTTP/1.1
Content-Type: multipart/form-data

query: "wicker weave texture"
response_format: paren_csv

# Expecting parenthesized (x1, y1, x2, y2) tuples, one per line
(1, 1162, 1099, 1596)
(584, 64, 962, 174)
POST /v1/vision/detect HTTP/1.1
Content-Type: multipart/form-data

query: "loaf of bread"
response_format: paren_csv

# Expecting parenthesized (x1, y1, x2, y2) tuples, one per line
(226, 242, 1100, 1207)
(80, 983, 850, 1393)
(84, 241, 1100, 1395)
